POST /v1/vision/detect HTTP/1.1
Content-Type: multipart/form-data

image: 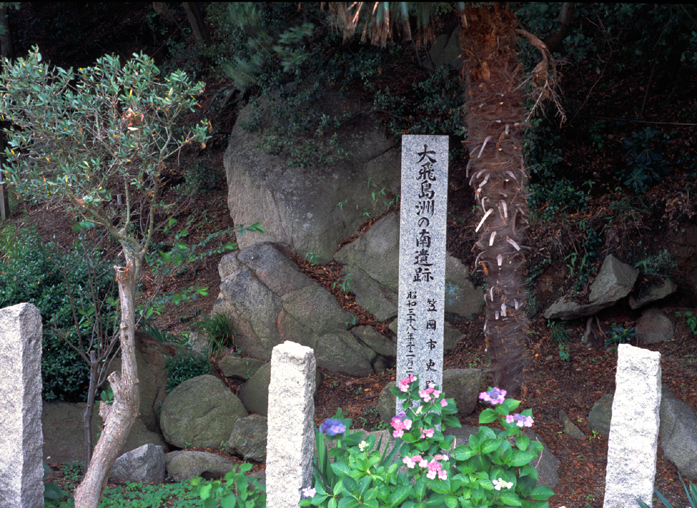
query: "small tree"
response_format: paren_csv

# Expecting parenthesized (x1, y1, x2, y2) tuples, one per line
(0, 47, 210, 507)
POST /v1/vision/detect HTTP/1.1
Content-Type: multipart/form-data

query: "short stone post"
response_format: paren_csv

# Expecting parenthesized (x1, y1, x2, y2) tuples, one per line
(0, 303, 44, 508)
(266, 341, 316, 508)
(603, 343, 661, 508)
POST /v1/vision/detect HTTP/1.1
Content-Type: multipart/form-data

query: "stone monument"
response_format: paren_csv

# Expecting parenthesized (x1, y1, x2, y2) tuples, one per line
(396, 134, 449, 406)
(603, 343, 662, 508)
(0, 303, 44, 508)
(265, 341, 316, 508)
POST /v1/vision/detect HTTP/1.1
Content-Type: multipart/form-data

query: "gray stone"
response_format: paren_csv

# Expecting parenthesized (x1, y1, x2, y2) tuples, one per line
(187, 331, 210, 356)
(316, 331, 376, 377)
(238, 362, 322, 416)
(659, 386, 697, 482)
(629, 278, 678, 310)
(590, 255, 639, 304)
(218, 354, 265, 380)
(266, 342, 316, 508)
(165, 450, 236, 481)
(636, 307, 674, 344)
(545, 255, 639, 320)
(588, 394, 614, 437)
(377, 369, 481, 422)
(444, 256, 484, 318)
(226, 414, 268, 463)
(224, 93, 400, 264)
(110, 444, 165, 485)
(559, 410, 585, 440)
(282, 284, 354, 335)
(445, 426, 560, 489)
(0, 303, 44, 508)
(346, 265, 398, 321)
(604, 344, 661, 508)
(351, 326, 397, 360)
(397, 135, 449, 396)
(42, 401, 168, 465)
(160, 375, 248, 449)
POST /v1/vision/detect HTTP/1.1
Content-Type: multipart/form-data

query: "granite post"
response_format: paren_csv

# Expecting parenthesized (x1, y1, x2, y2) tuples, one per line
(266, 341, 316, 508)
(603, 343, 661, 508)
(396, 135, 449, 411)
(0, 303, 44, 508)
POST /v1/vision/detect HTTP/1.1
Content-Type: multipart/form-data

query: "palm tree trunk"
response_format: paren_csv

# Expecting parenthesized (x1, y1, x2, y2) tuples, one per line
(73, 253, 141, 508)
(461, 4, 529, 397)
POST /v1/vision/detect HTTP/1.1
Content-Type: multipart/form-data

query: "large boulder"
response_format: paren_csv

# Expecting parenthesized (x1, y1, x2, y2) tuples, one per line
(226, 414, 268, 463)
(635, 307, 674, 344)
(42, 401, 168, 465)
(224, 93, 400, 264)
(629, 278, 678, 310)
(165, 451, 237, 481)
(659, 387, 697, 481)
(237, 362, 321, 416)
(544, 255, 639, 320)
(334, 213, 483, 321)
(588, 394, 614, 437)
(213, 242, 392, 375)
(160, 375, 248, 449)
(218, 354, 265, 380)
(110, 444, 165, 485)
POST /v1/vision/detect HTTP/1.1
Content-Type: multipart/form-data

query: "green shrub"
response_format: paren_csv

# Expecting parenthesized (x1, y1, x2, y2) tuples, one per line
(164, 351, 211, 392)
(192, 312, 235, 356)
(0, 225, 118, 401)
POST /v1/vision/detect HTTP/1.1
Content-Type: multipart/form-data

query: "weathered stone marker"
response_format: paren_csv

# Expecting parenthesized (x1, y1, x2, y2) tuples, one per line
(0, 303, 44, 508)
(603, 343, 661, 508)
(397, 135, 449, 405)
(266, 341, 316, 508)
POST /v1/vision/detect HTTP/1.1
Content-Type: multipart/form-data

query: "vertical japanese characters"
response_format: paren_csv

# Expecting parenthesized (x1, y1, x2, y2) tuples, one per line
(397, 135, 449, 405)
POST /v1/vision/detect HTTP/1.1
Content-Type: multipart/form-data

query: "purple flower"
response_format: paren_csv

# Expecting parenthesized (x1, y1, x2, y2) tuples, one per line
(320, 418, 347, 436)
(505, 413, 534, 428)
(479, 387, 507, 405)
(301, 487, 316, 498)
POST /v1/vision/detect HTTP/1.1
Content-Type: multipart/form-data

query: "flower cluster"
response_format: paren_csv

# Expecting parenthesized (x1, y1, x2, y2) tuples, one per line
(492, 478, 514, 491)
(479, 387, 507, 405)
(398, 374, 417, 392)
(389, 410, 412, 438)
(506, 413, 534, 428)
(419, 381, 449, 407)
(401, 453, 449, 480)
(319, 418, 346, 436)
(301, 487, 316, 498)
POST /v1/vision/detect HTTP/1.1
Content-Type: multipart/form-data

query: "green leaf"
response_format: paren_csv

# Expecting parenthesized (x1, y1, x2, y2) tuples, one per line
(200, 483, 212, 500)
(499, 490, 523, 506)
(529, 485, 555, 500)
(481, 438, 501, 455)
(221, 494, 237, 508)
(516, 434, 530, 451)
(509, 450, 537, 467)
(479, 408, 498, 423)
(389, 486, 412, 506)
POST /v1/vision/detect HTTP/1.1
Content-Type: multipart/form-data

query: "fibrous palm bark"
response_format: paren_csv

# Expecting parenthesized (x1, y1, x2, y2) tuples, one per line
(461, 5, 529, 398)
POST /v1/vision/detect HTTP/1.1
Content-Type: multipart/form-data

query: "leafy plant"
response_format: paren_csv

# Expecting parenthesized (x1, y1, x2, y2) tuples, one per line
(164, 351, 211, 392)
(192, 312, 236, 356)
(305, 251, 319, 266)
(333, 273, 353, 295)
(621, 127, 669, 194)
(558, 345, 571, 362)
(637, 473, 697, 508)
(635, 249, 675, 277)
(676, 311, 697, 335)
(605, 324, 636, 348)
(190, 463, 266, 508)
(547, 319, 571, 344)
(302, 377, 553, 508)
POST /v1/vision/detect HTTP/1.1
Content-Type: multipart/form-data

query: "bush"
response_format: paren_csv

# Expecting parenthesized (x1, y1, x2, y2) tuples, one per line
(164, 351, 211, 392)
(0, 225, 118, 401)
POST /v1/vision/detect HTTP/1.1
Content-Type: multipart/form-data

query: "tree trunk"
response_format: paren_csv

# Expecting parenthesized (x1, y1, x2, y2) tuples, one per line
(73, 254, 141, 508)
(461, 4, 529, 398)
(545, 2, 575, 54)
(82, 352, 99, 468)
(182, 2, 211, 45)
(0, 4, 13, 60)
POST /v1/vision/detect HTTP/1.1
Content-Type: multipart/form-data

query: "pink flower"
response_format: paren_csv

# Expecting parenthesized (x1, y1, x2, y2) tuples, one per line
(419, 458, 428, 468)
(399, 374, 417, 392)
(403, 419, 412, 430)
(419, 388, 432, 402)
(438, 470, 447, 480)
(440, 399, 448, 407)
(479, 387, 507, 405)
(402, 454, 422, 468)
(421, 428, 434, 439)
(434, 454, 448, 461)
(393, 429, 404, 438)
(506, 414, 534, 428)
